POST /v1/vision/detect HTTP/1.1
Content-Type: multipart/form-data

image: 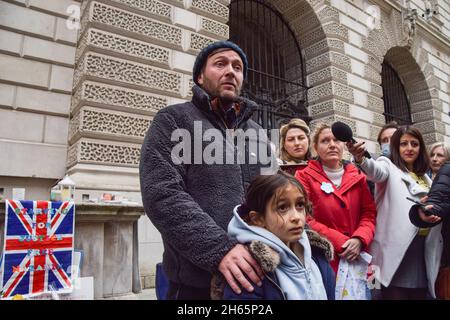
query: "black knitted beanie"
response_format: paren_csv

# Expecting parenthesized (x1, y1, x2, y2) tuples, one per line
(192, 40, 248, 85)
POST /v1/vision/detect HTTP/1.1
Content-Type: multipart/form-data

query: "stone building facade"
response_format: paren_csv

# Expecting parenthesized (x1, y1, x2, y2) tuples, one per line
(1, 0, 449, 290)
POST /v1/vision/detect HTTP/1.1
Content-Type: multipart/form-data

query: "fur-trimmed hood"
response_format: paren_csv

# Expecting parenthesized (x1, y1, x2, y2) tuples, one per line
(211, 228, 334, 299)
(247, 229, 334, 273)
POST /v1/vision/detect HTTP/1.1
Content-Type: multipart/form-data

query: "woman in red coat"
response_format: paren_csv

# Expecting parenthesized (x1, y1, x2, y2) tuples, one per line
(295, 123, 377, 273)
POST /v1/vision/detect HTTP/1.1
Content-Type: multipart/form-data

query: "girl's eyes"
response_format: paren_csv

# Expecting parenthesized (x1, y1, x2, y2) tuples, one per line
(277, 202, 305, 213)
(296, 202, 305, 209)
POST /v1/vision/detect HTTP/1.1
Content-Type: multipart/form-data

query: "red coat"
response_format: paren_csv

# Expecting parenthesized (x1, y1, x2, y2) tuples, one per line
(295, 160, 377, 272)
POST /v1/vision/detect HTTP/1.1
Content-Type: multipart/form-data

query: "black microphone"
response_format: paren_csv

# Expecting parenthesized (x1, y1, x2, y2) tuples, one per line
(331, 121, 371, 159)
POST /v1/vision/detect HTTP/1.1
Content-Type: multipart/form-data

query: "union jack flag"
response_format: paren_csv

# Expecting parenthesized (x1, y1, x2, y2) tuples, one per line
(1, 200, 75, 298)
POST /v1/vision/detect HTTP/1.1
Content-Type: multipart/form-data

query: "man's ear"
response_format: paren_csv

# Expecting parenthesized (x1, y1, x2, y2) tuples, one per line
(197, 73, 204, 85)
(248, 210, 265, 228)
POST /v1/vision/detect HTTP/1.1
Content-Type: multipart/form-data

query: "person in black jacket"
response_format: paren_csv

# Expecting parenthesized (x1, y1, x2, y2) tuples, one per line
(409, 161, 450, 276)
(139, 41, 277, 299)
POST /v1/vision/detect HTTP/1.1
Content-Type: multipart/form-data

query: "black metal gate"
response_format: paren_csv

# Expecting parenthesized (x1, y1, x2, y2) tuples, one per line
(229, 0, 309, 131)
(381, 61, 412, 125)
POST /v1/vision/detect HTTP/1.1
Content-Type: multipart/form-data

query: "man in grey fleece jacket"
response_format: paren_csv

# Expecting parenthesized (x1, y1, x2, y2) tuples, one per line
(139, 41, 277, 299)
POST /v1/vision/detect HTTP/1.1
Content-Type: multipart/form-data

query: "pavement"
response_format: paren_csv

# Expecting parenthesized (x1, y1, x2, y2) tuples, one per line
(102, 288, 157, 300)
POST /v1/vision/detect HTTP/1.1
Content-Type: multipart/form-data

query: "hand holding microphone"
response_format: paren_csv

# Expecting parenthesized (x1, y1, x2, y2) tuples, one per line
(331, 121, 371, 163)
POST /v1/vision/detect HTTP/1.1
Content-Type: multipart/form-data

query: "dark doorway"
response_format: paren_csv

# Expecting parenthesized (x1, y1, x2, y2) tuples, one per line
(229, 0, 309, 131)
(381, 61, 412, 125)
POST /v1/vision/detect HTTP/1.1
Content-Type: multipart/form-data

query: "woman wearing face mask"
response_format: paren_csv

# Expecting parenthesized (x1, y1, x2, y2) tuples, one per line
(295, 123, 377, 277)
(347, 126, 443, 300)
(278, 118, 311, 175)
(428, 142, 450, 180)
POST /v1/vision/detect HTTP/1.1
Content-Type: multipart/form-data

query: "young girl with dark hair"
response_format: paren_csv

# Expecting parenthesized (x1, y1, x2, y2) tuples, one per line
(211, 172, 335, 300)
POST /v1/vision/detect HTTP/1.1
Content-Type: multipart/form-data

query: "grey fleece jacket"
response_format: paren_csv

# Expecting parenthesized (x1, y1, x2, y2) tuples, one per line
(139, 85, 276, 288)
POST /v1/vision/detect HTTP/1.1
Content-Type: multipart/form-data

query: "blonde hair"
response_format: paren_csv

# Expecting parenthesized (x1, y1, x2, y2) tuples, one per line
(311, 123, 331, 147)
(428, 142, 450, 161)
(279, 119, 311, 162)
(311, 123, 345, 160)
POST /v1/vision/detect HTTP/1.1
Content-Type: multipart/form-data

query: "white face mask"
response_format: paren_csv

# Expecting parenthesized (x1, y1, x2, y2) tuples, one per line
(381, 143, 391, 157)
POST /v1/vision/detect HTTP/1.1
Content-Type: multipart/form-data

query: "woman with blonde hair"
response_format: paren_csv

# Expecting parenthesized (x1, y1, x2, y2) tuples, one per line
(295, 123, 377, 276)
(428, 142, 450, 180)
(278, 119, 311, 175)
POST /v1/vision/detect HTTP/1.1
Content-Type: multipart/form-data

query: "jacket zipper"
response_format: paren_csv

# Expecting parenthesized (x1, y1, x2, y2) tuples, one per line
(264, 272, 287, 300)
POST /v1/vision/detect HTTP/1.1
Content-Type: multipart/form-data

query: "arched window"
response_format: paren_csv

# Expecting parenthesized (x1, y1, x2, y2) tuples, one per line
(381, 60, 412, 125)
(229, 0, 309, 130)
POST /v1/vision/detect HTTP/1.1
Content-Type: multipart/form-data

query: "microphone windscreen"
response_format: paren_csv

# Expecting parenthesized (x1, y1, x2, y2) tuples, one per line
(331, 121, 353, 142)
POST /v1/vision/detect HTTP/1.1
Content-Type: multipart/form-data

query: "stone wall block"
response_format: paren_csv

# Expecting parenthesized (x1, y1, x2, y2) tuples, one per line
(198, 17, 229, 39)
(69, 106, 152, 144)
(82, 1, 183, 50)
(72, 81, 168, 116)
(189, 0, 229, 23)
(68, 138, 142, 168)
(77, 28, 171, 68)
(73, 52, 182, 97)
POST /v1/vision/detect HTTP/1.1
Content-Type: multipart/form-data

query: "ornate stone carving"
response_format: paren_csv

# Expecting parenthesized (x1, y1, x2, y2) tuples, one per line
(308, 81, 353, 104)
(191, 0, 228, 22)
(361, 37, 383, 63)
(330, 52, 351, 71)
(69, 107, 151, 142)
(401, 7, 418, 49)
(370, 124, 381, 142)
(70, 139, 142, 167)
(86, 1, 182, 47)
(189, 33, 215, 52)
(272, 0, 298, 13)
(412, 109, 434, 123)
(78, 28, 170, 66)
(72, 81, 168, 115)
(370, 84, 383, 97)
(297, 13, 322, 33)
(422, 133, 439, 145)
(310, 100, 334, 117)
(411, 99, 442, 113)
(69, 112, 81, 143)
(364, 65, 381, 84)
(309, 82, 333, 103)
(323, 23, 348, 42)
(306, 52, 330, 74)
(310, 99, 350, 118)
(367, 95, 384, 113)
(67, 143, 79, 168)
(308, 66, 347, 86)
(280, 1, 312, 22)
(301, 26, 327, 48)
(110, 0, 171, 19)
(304, 39, 329, 59)
(333, 82, 354, 103)
(409, 89, 433, 104)
(317, 6, 339, 23)
(74, 52, 181, 95)
(328, 39, 345, 52)
(413, 120, 437, 134)
(372, 112, 386, 126)
(200, 17, 229, 39)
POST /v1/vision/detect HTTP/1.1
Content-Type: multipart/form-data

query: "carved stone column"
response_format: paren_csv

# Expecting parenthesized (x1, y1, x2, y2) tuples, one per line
(69, 0, 186, 201)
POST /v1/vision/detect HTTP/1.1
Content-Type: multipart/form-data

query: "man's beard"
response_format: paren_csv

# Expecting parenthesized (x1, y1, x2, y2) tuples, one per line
(202, 78, 241, 103)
